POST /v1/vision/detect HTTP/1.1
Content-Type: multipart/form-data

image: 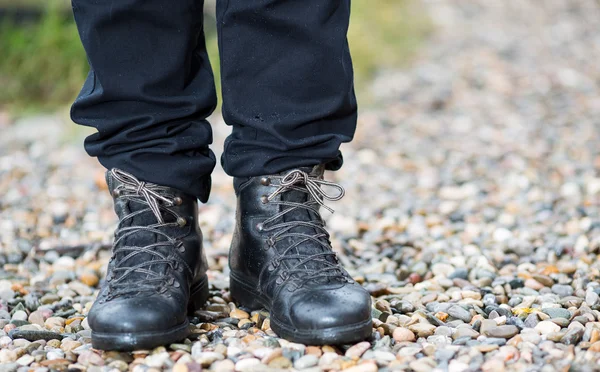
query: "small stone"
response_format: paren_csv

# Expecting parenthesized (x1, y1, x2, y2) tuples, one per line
(60, 338, 81, 352)
(78, 351, 105, 366)
(551, 284, 574, 297)
(16, 354, 34, 366)
(11, 311, 27, 322)
(535, 321, 561, 335)
(409, 323, 436, 337)
(393, 327, 416, 342)
(453, 327, 479, 339)
(172, 364, 188, 372)
(431, 263, 454, 277)
(448, 305, 472, 322)
(343, 362, 378, 372)
(0, 349, 17, 363)
(45, 317, 65, 330)
(561, 328, 584, 345)
(195, 352, 224, 366)
(8, 329, 62, 341)
(493, 228, 512, 242)
(586, 292, 599, 306)
(525, 279, 544, 290)
(235, 358, 261, 371)
(542, 308, 571, 320)
(479, 319, 497, 335)
(531, 275, 553, 287)
(305, 346, 322, 356)
(230, 309, 249, 319)
(27, 311, 45, 326)
(213, 360, 235, 372)
(524, 314, 539, 328)
(484, 325, 519, 339)
(589, 341, 600, 352)
(294, 355, 319, 370)
(345, 341, 371, 358)
(268, 356, 292, 369)
(79, 272, 99, 287)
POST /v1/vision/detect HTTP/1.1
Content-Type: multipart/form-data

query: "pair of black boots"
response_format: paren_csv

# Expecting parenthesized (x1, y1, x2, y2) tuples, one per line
(88, 166, 372, 350)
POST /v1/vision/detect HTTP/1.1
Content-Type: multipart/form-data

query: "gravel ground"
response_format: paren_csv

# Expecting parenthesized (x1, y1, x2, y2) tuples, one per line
(2, 1, 600, 371)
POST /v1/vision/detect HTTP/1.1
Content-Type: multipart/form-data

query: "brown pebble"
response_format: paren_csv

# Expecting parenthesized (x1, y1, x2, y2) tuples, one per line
(589, 341, 600, 352)
(408, 273, 422, 284)
(393, 327, 416, 342)
(590, 329, 600, 343)
(80, 272, 99, 287)
(435, 312, 449, 322)
(230, 309, 249, 319)
(305, 346, 322, 357)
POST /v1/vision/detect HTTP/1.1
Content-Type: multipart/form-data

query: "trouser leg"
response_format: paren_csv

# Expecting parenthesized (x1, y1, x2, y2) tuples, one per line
(71, 0, 216, 201)
(217, 0, 357, 177)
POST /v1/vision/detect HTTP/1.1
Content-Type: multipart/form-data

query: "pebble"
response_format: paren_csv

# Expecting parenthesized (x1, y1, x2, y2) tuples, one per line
(393, 327, 416, 342)
(409, 323, 437, 337)
(535, 321, 561, 335)
(294, 355, 319, 370)
(552, 285, 574, 297)
(542, 308, 571, 320)
(8, 329, 62, 342)
(484, 325, 519, 339)
(345, 341, 371, 358)
(448, 305, 472, 323)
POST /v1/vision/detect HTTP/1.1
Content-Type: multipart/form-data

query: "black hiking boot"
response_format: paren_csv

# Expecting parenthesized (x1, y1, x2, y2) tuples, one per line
(229, 165, 372, 345)
(88, 169, 209, 351)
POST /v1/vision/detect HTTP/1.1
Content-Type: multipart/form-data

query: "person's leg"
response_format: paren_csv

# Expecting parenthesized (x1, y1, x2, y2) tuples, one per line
(218, 0, 372, 345)
(71, 0, 213, 350)
(217, 0, 357, 176)
(72, 0, 216, 201)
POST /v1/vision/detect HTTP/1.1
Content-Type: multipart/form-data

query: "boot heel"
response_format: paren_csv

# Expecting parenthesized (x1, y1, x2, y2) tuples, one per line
(230, 272, 265, 310)
(188, 274, 210, 314)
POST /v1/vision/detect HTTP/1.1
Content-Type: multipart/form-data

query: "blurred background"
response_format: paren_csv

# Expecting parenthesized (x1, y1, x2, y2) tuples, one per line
(0, 0, 430, 112)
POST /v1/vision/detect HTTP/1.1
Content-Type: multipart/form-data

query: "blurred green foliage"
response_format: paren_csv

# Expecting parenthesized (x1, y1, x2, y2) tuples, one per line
(0, 0, 429, 111)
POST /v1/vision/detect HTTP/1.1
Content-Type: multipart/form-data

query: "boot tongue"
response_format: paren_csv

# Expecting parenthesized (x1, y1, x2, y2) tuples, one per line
(107, 173, 174, 289)
(276, 166, 337, 281)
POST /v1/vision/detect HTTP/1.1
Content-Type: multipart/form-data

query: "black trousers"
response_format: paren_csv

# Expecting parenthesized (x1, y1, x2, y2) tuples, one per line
(71, 0, 357, 201)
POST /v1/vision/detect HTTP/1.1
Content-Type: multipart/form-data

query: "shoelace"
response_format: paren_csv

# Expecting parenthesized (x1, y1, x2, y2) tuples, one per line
(103, 169, 193, 300)
(260, 169, 351, 289)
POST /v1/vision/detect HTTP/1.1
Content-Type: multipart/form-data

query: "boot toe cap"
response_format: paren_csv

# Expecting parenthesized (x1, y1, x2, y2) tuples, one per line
(88, 296, 182, 334)
(286, 283, 372, 330)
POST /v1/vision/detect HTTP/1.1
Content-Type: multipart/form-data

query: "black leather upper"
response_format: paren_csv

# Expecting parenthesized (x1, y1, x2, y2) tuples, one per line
(230, 166, 372, 331)
(88, 170, 208, 334)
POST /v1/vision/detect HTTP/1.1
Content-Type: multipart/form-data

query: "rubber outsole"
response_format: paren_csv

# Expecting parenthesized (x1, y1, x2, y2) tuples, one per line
(91, 274, 210, 351)
(230, 271, 373, 345)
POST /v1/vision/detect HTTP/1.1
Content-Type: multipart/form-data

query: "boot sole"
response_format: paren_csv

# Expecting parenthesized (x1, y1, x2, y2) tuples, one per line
(91, 274, 210, 351)
(230, 271, 372, 345)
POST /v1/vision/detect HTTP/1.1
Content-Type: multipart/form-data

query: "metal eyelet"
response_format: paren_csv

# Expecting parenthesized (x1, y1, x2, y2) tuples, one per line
(173, 197, 183, 206)
(177, 217, 187, 227)
(267, 259, 278, 272)
(260, 177, 271, 186)
(176, 241, 186, 253)
(112, 189, 122, 197)
(256, 222, 264, 232)
(260, 195, 269, 204)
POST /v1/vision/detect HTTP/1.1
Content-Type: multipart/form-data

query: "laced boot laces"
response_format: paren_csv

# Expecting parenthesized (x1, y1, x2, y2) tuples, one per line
(102, 169, 193, 301)
(259, 169, 352, 290)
